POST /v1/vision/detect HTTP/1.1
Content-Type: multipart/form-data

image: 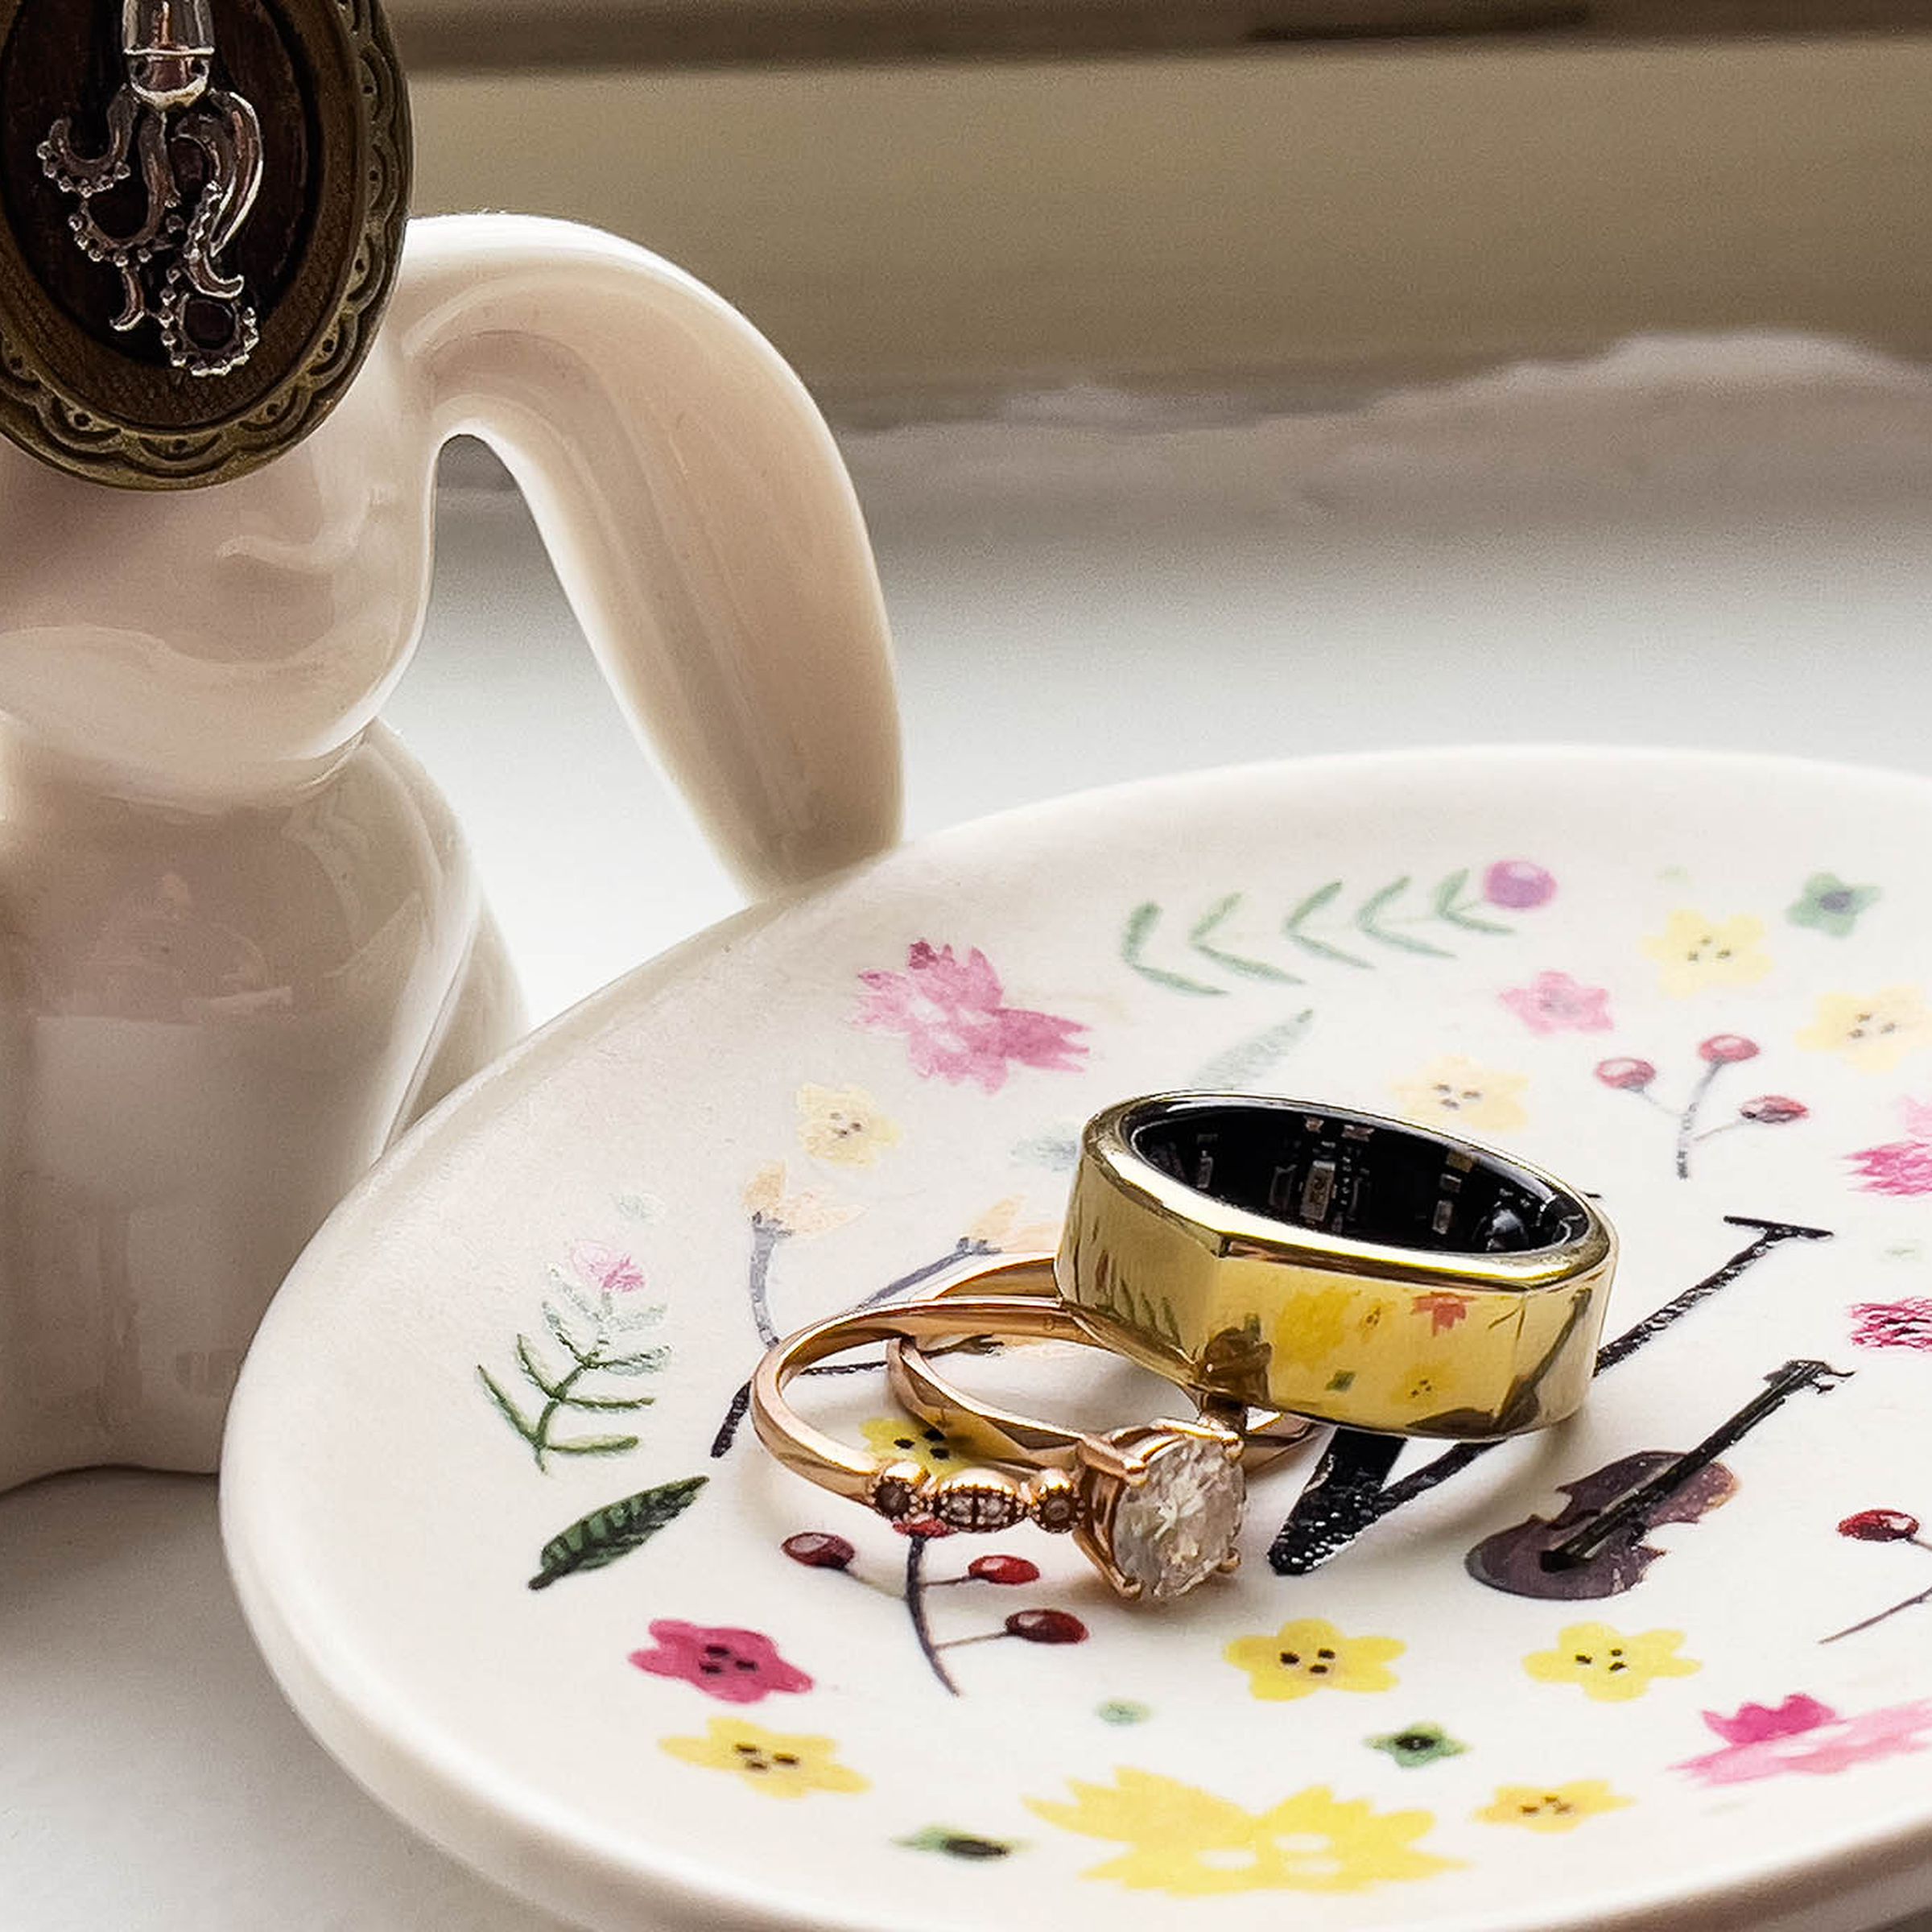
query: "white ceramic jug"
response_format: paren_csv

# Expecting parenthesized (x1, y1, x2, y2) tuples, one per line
(0, 213, 901, 1493)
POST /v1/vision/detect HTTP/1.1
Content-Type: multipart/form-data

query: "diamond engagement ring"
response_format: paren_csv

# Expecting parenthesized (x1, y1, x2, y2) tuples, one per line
(748, 1283, 1254, 1602)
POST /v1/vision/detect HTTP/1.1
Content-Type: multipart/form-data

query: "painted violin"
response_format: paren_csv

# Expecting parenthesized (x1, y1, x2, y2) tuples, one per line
(1466, 1356, 1851, 1600)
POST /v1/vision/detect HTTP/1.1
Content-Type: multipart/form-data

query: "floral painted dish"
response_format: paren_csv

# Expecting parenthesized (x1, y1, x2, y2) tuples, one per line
(223, 748, 1932, 1932)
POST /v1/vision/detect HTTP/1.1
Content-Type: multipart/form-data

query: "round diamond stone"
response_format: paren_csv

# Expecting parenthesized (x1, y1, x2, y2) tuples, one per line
(1108, 1434, 1245, 1600)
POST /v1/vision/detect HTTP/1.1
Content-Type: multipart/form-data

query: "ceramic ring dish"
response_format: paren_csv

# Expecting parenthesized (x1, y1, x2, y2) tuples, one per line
(223, 748, 1932, 1932)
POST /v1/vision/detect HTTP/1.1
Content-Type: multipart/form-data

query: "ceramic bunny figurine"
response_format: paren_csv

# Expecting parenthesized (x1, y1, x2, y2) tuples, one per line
(0, 213, 901, 1493)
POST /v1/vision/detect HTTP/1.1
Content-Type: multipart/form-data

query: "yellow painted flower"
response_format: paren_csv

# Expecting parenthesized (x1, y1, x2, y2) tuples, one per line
(795, 1084, 902, 1168)
(965, 1195, 1061, 1253)
(1225, 1618, 1404, 1701)
(740, 1162, 861, 1237)
(1392, 1055, 1528, 1133)
(1522, 1622, 1700, 1703)
(1476, 1781, 1633, 1834)
(859, 1414, 961, 1476)
(1798, 986, 1932, 1075)
(1027, 1769, 1458, 1896)
(1642, 910, 1772, 998)
(660, 1718, 868, 1799)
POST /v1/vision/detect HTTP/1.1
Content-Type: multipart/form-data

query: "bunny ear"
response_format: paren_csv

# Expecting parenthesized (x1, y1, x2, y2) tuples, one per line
(391, 213, 901, 894)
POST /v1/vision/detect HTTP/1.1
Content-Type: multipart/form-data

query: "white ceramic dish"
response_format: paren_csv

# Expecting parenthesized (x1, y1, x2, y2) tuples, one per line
(224, 747, 1932, 1932)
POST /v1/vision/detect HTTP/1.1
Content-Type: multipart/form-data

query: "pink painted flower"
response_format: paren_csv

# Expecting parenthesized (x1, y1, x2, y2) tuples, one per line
(1675, 1695, 1932, 1786)
(854, 942, 1088, 1093)
(1484, 861, 1557, 910)
(1739, 1094, 1807, 1125)
(568, 1241, 646, 1294)
(1500, 971, 1612, 1036)
(628, 1620, 812, 1705)
(1413, 1291, 1473, 1335)
(1850, 1100, 1932, 1195)
(1705, 1695, 1837, 1745)
(1851, 1139, 1932, 1195)
(1849, 1298, 1932, 1352)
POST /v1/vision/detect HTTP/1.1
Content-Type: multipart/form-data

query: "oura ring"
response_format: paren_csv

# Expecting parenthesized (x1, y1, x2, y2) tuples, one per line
(1052, 1092, 1616, 1439)
(748, 1274, 1254, 1602)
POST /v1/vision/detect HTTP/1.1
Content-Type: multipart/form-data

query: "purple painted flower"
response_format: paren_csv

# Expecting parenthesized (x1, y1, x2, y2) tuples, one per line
(568, 1241, 646, 1294)
(1483, 861, 1556, 910)
(854, 942, 1088, 1093)
(1675, 1695, 1932, 1786)
(1500, 970, 1612, 1036)
(1595, 1056, 1657, 1092)
(629, 1620, 813, 1705)
(1848, 1298, 1932, 1352)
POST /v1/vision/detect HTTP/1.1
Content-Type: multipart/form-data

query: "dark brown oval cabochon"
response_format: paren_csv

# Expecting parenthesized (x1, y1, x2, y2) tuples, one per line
(0, 0, 409, 487)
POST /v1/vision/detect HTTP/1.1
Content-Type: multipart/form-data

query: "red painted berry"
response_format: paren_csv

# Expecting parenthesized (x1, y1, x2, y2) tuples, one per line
(1740, 1093, 1807, 1125)
(1005, 1608, 1088, 1645)
(1699, 1034, 1760, 1064)
(782, 1531, 856, 1570)
(968, 1554, 1041, 1587)
(1595, 1056, 1657, 1091)
(1838, 1508, 1921, 1542)
(893, 1515, 954, 1539)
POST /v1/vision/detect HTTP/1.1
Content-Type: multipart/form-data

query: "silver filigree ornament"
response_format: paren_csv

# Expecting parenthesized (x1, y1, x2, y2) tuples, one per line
(37, 0, 263, 377)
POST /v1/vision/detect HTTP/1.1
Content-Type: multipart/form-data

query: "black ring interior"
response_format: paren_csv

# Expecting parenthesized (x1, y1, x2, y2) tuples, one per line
(1126, 1099, 1590, 1256)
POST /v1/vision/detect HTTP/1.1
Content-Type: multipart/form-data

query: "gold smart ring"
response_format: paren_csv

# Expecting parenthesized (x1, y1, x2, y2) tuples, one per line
(1059, 1093, 1615, 1440)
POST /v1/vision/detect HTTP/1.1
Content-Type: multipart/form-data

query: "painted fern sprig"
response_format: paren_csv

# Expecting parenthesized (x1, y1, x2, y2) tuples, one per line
(479, 1243, 668, 1470)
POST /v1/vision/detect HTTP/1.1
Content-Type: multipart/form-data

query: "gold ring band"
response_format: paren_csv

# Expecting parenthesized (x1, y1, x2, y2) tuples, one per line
(1057, 1092, 1616, 1439)
(879, 1255, 1319, 1471)
(749, 1280, 1249, 1601)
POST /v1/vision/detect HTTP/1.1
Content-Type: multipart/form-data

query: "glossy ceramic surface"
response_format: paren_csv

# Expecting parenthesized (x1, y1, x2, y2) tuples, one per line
(225, 749, 1932, 1932)
(0, 213, 899, 1489)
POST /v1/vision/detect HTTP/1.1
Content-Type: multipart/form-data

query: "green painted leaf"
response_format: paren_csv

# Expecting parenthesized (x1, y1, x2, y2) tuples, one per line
(1432, 866, 1510, 934)
(1356, 877, 1455, 957)
(516, 1334, 568, 1399)
(547, 1432, 642, 1458)
(557, 1388, 656, 1413)
(1187, 892, 1245, 943)
(528, 1475, 709, 1587)
(477, 1365, 535, 1443)
(1121, 902, 1227, 996)
(1282, 881, 1371, 968)
(549, 1270, 605, 1323)
(609, 1301, 668, 1333)
(594, 1347, 671, 1377)
(895, 1825, 1020, 1860)
(541, 1302, 592, 1364)
(1191, 1010, 1315, 1089)
(1188, 893, 1303, 984)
